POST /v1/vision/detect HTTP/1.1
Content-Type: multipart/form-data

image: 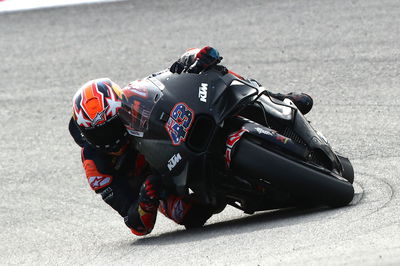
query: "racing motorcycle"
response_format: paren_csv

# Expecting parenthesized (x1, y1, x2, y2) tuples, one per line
(118, 69, 355, 215)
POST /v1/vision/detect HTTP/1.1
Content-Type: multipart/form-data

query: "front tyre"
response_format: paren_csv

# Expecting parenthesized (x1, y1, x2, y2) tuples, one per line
(337, 155, 354, 184)
(231, 138, 355, 207)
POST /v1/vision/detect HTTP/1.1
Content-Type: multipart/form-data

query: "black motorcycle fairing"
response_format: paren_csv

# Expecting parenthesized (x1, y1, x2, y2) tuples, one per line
(124, 70, 258, 200)
(239, 119, 309, 159)
(231, 137, 354, 207)
(251, 93, 343, 174)
(118, 68, 354, 209)
(149, 70, 259, 127)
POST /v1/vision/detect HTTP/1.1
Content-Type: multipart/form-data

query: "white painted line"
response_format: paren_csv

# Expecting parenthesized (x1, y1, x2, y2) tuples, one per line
(0, 0, 126, 13)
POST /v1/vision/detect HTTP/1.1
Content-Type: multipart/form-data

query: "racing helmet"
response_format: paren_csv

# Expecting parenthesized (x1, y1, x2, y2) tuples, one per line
(72, 78, 128, 152)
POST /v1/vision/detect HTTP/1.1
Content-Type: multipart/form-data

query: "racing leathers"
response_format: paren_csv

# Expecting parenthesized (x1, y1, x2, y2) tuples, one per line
(69, 118, 213, 236)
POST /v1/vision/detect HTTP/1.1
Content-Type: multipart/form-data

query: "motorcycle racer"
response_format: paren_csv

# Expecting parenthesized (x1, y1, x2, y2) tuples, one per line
(69, 47, 314, 236)
(69, 78, 214, 236)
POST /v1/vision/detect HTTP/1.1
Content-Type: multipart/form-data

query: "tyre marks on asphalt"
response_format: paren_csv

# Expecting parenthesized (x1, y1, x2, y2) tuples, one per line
(347, 158, 398, 224)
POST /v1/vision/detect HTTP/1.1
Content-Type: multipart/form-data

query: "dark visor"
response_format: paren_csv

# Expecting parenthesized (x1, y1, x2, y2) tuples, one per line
(84, 117, 127, 149)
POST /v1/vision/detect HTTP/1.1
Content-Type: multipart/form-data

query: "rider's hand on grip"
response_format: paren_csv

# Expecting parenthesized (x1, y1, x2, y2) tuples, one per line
(170, 61, 185, 74)
(170, 46, 223, 74)
(196, 46, 222, 66)
(188, 46, 222, 73)
(139, 175, 166, 203)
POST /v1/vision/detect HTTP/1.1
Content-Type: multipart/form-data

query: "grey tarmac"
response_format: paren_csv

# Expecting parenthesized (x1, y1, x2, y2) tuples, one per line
(0, 0, 399, 265)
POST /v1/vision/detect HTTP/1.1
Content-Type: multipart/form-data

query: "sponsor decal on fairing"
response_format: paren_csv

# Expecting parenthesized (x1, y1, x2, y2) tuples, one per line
(126, 128, 144, 137)
(167, 153, 182, 171)
(148, 77, 165, 91)
(255, 127, 274, 136)
(225, 128, 249, 168)
(276, 135, 289, 144)
(164, 102, 195, 145)
(198, 83, 208, 103)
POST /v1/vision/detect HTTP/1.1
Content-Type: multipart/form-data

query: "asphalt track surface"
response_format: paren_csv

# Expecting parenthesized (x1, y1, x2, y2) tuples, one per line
(1, 0, 399, 265)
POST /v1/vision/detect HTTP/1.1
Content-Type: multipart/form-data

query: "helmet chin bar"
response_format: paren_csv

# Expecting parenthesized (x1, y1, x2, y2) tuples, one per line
(92, 131, 128, 153)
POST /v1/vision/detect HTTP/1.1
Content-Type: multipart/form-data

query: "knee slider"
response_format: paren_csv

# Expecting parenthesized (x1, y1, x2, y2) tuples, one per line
(182, 204, 213, 229)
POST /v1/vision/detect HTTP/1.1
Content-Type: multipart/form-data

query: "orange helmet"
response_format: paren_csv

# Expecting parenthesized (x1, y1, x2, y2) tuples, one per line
(72, 78, 128, 152)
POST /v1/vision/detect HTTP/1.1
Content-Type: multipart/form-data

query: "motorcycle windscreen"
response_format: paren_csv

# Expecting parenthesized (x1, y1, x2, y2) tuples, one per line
(118, 79, 163, 137)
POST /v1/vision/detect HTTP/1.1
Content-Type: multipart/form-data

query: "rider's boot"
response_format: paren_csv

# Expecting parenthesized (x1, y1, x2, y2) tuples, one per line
(270, 92, 314, 115)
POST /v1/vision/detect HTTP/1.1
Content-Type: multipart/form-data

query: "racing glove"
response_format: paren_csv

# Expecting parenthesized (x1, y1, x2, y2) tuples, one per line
(138, 175, 166, 205)
(170, 46, 223, 74)
(132, 176, 164, 235)
(187, 46, 222, 73)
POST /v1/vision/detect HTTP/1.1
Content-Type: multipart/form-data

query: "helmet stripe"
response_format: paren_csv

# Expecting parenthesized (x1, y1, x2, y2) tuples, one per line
(80, 81, 105, 120)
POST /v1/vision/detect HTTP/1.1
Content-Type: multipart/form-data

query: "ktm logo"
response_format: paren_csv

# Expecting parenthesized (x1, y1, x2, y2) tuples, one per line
(198, 83, 208, 103)
(167, 153, 182, 171)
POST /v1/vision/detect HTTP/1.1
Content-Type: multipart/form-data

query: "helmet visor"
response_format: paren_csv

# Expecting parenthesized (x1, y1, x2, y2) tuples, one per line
(83, 117, 127, 151)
